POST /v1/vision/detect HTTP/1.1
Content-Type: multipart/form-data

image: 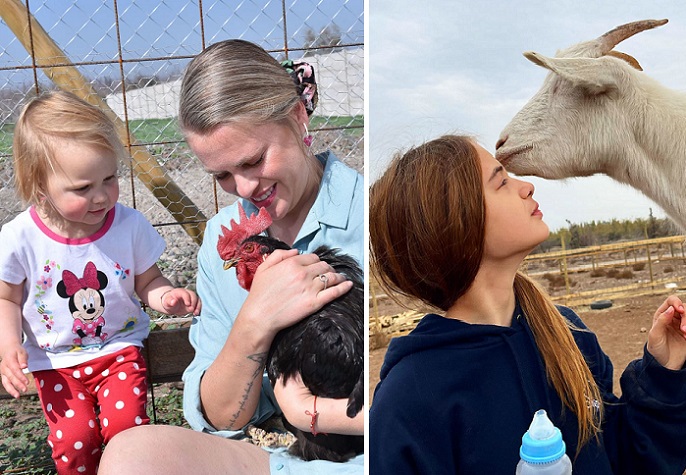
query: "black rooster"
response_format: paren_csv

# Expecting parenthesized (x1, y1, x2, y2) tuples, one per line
(217, 203, 364, 462)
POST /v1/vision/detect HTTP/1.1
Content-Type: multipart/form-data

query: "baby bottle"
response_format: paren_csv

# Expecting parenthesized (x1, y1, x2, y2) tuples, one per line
(516, 409, 572, 474)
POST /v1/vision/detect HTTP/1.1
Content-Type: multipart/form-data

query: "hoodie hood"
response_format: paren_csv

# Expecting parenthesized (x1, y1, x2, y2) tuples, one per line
(379, 304, 528, 381)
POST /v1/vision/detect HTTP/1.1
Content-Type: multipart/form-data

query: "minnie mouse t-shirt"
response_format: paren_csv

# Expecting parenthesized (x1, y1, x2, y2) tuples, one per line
(0, 203, 165, 371)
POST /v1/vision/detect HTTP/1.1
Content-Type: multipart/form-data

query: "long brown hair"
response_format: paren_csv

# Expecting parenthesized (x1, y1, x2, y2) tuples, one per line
(370, 135, 602, 450)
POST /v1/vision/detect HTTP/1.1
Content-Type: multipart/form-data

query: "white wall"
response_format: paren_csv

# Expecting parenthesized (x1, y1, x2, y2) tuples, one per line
(106, 47, 364, 121)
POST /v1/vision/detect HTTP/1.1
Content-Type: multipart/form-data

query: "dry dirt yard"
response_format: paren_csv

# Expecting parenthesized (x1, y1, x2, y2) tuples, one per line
(369, 291, 680, 404)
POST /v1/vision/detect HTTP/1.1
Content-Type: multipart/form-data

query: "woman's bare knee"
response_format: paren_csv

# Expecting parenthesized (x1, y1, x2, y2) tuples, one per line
(99, 425, 271, 475)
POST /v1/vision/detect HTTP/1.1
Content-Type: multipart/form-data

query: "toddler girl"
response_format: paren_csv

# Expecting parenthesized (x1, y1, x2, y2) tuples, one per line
(0, 90, 201, 475)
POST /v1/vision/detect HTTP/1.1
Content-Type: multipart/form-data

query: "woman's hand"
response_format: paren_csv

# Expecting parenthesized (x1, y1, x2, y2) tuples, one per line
(646, 295, 686, 370)
(274, 374, 364, 436)
(0, 344, 29, 399)
(237, 249, 353, 336)
(201, 249, 353, 430)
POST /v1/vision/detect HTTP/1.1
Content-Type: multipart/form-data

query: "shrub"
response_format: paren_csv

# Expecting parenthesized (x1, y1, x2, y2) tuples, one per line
(632, 262, 646, 271)
(664, 266, 674, 273)
(590, 268, 606, 277)
(547, 275, 567, 288)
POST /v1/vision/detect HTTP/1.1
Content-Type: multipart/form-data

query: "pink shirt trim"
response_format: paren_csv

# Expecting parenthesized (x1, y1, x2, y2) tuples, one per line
(29, 206, 116, 245)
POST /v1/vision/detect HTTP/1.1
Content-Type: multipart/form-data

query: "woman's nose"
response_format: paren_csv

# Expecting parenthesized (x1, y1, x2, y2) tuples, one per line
(520, 180, 534, 198)
(234, 174, 258, 198)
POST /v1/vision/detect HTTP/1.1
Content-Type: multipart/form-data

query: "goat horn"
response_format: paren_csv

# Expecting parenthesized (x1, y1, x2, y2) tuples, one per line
(599, 19, 668, 54)
(606, 50, 643, 71)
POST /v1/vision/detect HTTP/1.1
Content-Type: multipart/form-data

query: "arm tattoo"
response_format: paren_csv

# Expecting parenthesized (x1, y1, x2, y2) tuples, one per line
(227, 351, 268, 428)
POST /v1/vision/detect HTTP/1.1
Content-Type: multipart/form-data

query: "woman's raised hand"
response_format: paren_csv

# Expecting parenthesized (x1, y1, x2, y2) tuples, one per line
(647, 294, 686, 370)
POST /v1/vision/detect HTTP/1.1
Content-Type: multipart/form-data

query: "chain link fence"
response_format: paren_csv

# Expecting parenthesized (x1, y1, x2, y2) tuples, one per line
(0, 0, 364, 299)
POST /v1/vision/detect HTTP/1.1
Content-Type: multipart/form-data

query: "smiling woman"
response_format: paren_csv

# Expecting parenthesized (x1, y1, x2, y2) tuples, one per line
(98, 38, 364, 475)
(185, 118, 321, 247)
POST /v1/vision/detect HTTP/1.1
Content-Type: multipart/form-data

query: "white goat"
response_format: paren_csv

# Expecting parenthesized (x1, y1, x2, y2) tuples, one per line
(495, 19, 686, 229)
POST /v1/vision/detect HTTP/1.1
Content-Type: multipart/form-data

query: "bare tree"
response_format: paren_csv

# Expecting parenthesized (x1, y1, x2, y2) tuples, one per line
(303, 23, 342, 55)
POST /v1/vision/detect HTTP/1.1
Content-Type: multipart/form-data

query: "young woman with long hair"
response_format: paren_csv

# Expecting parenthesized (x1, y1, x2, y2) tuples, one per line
(369, 135, 686, 475)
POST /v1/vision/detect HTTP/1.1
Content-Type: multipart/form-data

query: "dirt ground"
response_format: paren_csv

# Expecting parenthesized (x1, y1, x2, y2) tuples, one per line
(369, 291, 679, 404)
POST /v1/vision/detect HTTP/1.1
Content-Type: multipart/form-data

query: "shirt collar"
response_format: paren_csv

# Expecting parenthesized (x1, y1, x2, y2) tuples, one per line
(308, 150, 358, 230)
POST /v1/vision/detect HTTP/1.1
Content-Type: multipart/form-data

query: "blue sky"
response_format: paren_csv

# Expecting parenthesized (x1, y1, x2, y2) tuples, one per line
(0, 0, 363, 86)
(369, 1, 686, 231)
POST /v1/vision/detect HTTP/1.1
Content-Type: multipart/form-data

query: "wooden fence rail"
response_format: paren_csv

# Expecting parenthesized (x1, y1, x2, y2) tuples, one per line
(0, 327, 193, 400)
(370, 235, 686, 347)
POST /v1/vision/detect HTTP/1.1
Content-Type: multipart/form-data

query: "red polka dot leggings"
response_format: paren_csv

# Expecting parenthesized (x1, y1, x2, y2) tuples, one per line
(34, 345, 150, 475)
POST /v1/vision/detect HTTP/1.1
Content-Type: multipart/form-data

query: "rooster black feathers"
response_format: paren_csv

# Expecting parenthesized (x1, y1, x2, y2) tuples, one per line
(217, 205, 364, 462)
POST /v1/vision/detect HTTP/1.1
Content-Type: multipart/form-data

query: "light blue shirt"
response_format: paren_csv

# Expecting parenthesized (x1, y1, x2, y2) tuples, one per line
(182, 151, 363, 441)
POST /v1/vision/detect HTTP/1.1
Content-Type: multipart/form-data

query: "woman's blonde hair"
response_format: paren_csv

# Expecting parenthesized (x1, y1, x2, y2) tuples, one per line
(179, 39, 302, 133)
(13, 90, 126, 211)
(178, 39, 321, 180)
(370, 135, 603, 451)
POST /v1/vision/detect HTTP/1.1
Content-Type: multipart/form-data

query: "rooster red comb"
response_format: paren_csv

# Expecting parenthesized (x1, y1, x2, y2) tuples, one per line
(217, 202, 273, 260)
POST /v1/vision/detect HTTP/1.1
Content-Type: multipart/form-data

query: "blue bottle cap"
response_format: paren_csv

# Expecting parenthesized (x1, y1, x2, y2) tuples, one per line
(519, 409, 567, 464)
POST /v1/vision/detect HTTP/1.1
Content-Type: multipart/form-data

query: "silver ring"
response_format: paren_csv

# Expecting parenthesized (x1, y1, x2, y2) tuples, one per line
(319, 274, 328, 291)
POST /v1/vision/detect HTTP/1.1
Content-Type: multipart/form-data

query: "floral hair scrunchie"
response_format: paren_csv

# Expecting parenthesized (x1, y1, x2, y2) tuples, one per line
(281, 59, 318, 116)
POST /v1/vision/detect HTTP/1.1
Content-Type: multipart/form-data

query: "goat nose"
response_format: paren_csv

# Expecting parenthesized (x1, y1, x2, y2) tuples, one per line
(496, 136, 507, 150)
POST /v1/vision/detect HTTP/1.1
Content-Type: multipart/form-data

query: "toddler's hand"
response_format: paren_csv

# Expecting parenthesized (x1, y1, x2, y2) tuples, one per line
(0, 345, 29, 399)
(161, 288, 201, 316)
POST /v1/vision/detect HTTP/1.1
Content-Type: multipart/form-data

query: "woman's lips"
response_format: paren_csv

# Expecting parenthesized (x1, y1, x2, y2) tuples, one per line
(252, 184, 276, 208)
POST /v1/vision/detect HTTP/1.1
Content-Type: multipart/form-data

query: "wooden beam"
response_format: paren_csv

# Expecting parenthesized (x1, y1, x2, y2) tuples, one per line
(143, 327, 195, 384)
(0, 0, 207, 244)
(0, 328, 194, 399)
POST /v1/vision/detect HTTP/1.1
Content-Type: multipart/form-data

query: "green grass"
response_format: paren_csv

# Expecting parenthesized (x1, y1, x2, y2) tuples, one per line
(128, 118, 184, 143)
(0, 123, 14, 156)
(0, 396, 55, 474)
(0, 115, 363, 155)
(311, 115, 363, 134)
(0, 383, 187, 474)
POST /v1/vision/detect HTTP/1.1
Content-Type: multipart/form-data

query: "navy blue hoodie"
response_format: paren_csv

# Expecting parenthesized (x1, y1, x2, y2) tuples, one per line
(369, 305, 686, 474)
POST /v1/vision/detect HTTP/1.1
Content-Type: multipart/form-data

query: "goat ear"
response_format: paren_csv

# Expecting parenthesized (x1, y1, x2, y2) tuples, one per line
(524, 51, 617, 94)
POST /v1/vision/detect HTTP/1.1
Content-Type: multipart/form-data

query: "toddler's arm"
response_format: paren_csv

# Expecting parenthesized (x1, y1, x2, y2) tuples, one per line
(0, 280, 29, 398)
(134, 264, 201, 316)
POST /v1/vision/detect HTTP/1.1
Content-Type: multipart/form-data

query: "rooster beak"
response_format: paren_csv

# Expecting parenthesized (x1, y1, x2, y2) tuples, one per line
(223, 258, 240, 270)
